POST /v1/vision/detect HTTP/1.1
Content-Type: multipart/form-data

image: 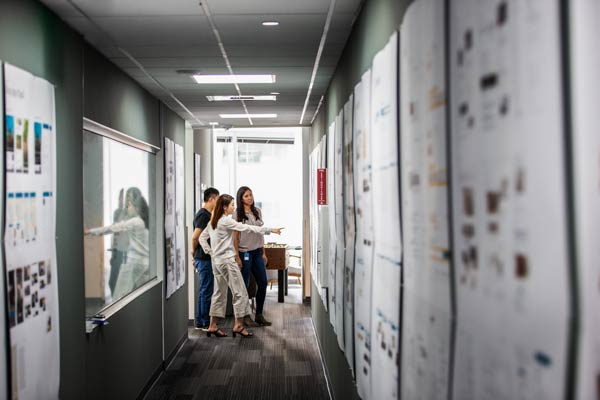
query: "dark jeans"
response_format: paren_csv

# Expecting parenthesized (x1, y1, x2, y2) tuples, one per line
(109, 250, 126, 295)
(239, 248, 268, 315)
(194, 258, 214, 326)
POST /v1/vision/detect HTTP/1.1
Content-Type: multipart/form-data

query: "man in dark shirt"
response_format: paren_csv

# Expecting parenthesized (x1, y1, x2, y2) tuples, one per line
(191, 187, 219, 330)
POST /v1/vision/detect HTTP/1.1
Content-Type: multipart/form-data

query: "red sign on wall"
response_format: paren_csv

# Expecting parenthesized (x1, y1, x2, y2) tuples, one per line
(317, 168, 327, 205)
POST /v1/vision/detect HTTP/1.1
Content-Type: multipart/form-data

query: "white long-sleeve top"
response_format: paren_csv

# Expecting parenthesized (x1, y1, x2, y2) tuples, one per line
(200, 215, 271, 265)
(88, 216, 149, 263)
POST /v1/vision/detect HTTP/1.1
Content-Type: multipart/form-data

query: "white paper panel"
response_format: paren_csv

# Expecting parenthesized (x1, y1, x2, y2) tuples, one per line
(449, 1, 569, 398)
(326, 123, 337, 328)
(4, 63, 59, 400)
(400, 0, 451, 398)
(571, 1, 600, 399)
(334, 110, 345, 350)
(343, 95, 356, 373)
(370, 32, 401, 400)
(353, 69, 374, 400)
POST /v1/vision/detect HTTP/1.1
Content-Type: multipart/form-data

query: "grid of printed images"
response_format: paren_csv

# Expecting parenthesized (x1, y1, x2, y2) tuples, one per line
(7, 259, 53, 332)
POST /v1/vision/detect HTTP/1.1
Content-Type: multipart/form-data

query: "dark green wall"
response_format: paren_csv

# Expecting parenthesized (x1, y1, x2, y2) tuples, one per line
(84, 45, 160, 147)
(0, 1, 86, 398)
(0, 1, 189, 399)
(309, 0, 410, 398)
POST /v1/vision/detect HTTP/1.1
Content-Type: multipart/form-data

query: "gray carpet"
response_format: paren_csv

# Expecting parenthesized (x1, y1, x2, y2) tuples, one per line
(145, 286, 331, 400)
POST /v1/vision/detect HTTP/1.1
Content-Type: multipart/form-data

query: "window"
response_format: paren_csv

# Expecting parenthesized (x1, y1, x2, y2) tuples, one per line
(82, 129, 157, 317)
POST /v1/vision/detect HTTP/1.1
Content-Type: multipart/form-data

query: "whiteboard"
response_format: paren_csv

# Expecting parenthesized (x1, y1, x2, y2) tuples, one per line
(570, 1, 600, 399)
(449, 1, 570, 398)
(370, 32, 401, 400)
(326, 124, 337, 327)
(353, 69, 374, 400)
(400, 0, 451, 398)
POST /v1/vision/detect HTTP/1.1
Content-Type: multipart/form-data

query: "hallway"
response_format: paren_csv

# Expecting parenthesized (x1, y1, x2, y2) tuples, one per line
(146, 287, 330, 400)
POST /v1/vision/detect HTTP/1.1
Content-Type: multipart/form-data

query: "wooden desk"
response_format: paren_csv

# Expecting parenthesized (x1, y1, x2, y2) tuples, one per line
(265, 246, 288, 303)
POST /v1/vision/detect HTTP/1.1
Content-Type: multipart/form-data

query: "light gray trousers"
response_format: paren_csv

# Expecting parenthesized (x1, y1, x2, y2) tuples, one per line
(209, 258, 251, 318)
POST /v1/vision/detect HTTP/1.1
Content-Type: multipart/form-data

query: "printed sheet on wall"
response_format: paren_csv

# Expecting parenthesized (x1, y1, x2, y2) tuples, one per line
(342, 95, 355, 374)
(317, 135, 330, 310)
(399, 1, 452, 399)
(326, 122, 337, 329)
(570, 1, 600, 399)
(0, 63, 8, 399)
(4, 63, 60, 399)
(165, 137, 186, 298)
(194, 153, 201, 213)
(449, 1, 570, 398)
(353, 69, 374, 400)
(369, 32, 401, 400)
(334, 110, 345, 351)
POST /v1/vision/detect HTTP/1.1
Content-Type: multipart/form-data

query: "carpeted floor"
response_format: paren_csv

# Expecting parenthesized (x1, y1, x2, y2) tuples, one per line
(145, 285, 330, 400)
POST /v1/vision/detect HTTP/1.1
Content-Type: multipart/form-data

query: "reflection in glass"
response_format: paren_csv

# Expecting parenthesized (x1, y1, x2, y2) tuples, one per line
(83, 131, 156, 316)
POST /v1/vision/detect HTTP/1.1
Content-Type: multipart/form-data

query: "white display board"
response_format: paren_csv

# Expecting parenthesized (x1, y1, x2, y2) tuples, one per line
(449, 1, 570, 398)
(370, 32, 401, 400)
(0, 63, 8, 400)
(326, 123, 337, 329)
(165, 137, 186, 298)
(334, 110, 345, 351)
(570, 1, 600, 399)
(343, 95, 356, 373)
(353, 69, 374, 400)
(317, 135, 330, 310)
(4, 63, 59, 400)
(400, 1, 452, 398)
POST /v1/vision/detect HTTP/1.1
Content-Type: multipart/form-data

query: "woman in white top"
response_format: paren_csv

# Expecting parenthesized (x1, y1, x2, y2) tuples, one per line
(200, 194, 282, 338)
(85, 187, 150, 300)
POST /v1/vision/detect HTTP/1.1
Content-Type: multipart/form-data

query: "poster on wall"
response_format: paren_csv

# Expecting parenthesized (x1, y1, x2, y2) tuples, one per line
(164, 137, 186, 298)
(570, 2, 600, 399)
(194, 153, 201, 213)
(353, 69, 374, 400)
(318, 136, 330, 310)
(369, 31, 401, 400)
(334, 110, 345, 351)
(342, 95, 356, 374)
(0, 62, 8, 400)
(4, 63, 59, 399)
(326, 122, 337, 329)
(449, 1, 570, 398)
(400, 1, 451, 398)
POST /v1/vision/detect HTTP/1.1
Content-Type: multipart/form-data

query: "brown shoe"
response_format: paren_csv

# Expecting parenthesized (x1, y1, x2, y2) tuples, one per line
(255, 314, 272, 326)
(243, 315, 260, 327)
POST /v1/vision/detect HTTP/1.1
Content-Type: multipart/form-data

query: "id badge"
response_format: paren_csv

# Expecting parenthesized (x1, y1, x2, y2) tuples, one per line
(244, 252, 250, 261)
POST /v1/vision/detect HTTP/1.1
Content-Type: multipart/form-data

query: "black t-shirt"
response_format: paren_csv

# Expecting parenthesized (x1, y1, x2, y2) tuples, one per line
(193, 208, 212, 260)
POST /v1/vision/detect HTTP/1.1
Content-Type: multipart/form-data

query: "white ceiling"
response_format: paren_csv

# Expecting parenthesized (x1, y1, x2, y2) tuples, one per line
(41, 0, 363, 127)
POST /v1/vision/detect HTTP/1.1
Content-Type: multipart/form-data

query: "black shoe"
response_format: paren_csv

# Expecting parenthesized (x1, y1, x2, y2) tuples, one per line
(207, 329, 227, 338)
(243, 315, 260, 327)
(232, 328, 254, 338)
(255, 314, 272, 326)
(194, 323, 208, 331)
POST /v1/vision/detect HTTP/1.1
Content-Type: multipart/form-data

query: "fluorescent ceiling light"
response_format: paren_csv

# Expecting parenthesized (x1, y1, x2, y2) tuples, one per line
(220, 114, 277, 119)
(209, 122, 219, 126)
(193, 74, 276, 84)
(207, 95, 276, 101)
(270, 92, 280, 95)
(262, 21, 280, 26)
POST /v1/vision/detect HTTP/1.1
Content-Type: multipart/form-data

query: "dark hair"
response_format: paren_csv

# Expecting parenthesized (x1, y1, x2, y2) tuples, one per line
(211, 194, 234, 229)
(126, 187, 150, 229)
(235, 186, 261, 223)
(203, 187, 220, 202)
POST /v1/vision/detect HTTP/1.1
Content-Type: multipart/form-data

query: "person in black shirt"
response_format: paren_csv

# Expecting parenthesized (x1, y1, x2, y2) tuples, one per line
(191, 187, 220, 330)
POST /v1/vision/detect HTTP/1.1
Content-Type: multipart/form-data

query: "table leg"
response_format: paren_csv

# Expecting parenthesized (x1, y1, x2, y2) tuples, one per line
(278, 270, 284, 303)
(285, 269, 288, 295)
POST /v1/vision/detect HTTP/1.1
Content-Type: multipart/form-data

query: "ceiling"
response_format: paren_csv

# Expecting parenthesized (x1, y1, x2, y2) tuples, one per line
(40, 0, 364, 127)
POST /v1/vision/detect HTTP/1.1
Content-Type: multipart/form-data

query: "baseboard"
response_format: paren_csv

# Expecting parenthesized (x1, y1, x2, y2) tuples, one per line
(311, 317, 334, 400)
(138, 332, 188, 400)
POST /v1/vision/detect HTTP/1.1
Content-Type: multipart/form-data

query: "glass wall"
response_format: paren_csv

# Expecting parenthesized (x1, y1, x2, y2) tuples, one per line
(213, 128, 303, 247)
(82, 130, 157, 316)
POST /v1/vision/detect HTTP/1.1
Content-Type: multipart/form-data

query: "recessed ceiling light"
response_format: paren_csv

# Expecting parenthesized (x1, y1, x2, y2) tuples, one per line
(207, 95, 276, 101)
(262, 21, 280, 26)
(192, 74, 276, 84)
(220, 114, 277, 119)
